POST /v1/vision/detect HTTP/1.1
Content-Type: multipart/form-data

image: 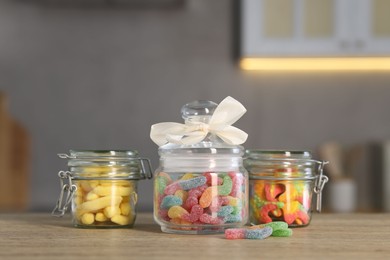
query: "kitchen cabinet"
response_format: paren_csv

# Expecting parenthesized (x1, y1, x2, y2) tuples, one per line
(241, 0, 390, 57)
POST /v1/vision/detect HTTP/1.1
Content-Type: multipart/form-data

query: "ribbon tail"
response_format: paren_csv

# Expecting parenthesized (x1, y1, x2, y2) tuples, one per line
(150, 122, 187, 146)
(215, 126, 248, 145)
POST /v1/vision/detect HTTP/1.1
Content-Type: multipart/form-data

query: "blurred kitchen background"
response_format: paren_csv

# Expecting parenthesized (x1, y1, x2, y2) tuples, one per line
(1, 0, 390, 213)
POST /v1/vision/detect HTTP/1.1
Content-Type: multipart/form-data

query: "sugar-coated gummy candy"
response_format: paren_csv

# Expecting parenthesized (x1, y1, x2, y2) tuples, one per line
(229, 172, 244, 197)
(217, 175, 233, 196)
(180, 176, 207, 190)
(245, 226, 273, 239)
(224, 214, 242, 223)
(160, 195, 183, 209)
(174, 190, 188, 202)
(225, 226, 272, 240)
(182, 204, 203, 222)
(250, 174, 313, 227)
(184, 196, 198, 210)
(225, 228, 246, 239)
(199, 213, 224, 225)
(217, 205, 234, 217)
(164, 176, 207, 195)
(203, 172, 223, 186)
(272, 228, 293, 237)
(168, 206, 189, 219)
(199, 186, 216, 208)
(263, 221, 288, 231)
(156, 176, 169, 194)
(155, 171, 246, 230)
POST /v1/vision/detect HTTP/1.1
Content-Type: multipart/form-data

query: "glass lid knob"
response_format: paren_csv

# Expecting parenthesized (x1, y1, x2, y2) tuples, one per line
(181, 100, 218, 120)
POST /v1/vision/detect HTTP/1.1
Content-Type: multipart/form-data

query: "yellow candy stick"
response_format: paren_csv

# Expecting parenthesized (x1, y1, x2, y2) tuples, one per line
(111, 215, 131, 226)
(78, 195, 123, 214)
(93, 185, 133, 197)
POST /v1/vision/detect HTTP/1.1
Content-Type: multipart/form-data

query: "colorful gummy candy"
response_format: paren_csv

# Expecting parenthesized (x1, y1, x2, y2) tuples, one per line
(250, 168, 312, 227)
(155, 171, 247, 231)
(225, 221, 292, 239)
(225, 226, 273, 240)
(250, 221, 293, 237)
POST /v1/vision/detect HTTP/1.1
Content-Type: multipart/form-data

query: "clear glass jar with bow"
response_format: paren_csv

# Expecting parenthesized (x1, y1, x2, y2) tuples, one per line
(150, 97, 249, 234)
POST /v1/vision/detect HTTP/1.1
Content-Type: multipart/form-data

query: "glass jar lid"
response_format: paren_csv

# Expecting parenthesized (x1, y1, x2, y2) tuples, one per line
(245, 150, 312, 160)
(244, 150, 321, 180)
(58, 150, 152, 180)
(155, 98, 247, 157)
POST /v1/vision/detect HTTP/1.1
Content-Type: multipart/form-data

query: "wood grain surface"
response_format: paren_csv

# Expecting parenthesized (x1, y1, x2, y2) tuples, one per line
(0, 213, 389, 259)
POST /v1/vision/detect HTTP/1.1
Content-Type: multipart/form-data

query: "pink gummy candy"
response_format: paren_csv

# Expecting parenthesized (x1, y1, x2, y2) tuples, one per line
(183, 205, 204, 223)
(188, 188, 202, 199)
(164, 182, 181, 195)
(199, 213, 224, 225)
(209, 196, 223, 212)
(225, 228, 246, 239)
(184, 196, 198, 211)
(229, 172, 243, 197)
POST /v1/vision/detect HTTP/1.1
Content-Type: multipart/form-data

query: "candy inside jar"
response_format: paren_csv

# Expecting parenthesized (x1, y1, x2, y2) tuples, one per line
(245, 150, 328, 227)
(155, 171, 247, 233)
(150, 97, 249, 234)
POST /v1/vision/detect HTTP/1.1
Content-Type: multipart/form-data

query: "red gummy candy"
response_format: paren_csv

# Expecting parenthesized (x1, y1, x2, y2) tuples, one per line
(259, 204, 278, 223)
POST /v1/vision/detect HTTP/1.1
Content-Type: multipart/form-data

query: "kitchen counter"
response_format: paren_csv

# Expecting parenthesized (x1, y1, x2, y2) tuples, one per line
(0, 213, 389, 259)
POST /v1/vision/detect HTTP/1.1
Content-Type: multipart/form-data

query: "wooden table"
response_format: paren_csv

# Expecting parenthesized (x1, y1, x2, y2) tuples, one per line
(0, 213, 389, 259)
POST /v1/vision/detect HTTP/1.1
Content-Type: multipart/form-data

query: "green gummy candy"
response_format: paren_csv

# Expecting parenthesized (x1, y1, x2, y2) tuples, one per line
(272, 228, 293, 237)
(264, 221, 288, 231)
(156, 176, 168, 194)
(218, 175, 233, 195)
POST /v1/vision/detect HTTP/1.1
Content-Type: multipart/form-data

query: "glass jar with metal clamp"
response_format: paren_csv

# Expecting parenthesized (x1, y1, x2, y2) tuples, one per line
(244, 150, 328, 227)
(52, 150, 152, 228)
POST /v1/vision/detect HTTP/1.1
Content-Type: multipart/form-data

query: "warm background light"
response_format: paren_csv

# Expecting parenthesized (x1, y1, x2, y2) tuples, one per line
(240, 57, 390, 71)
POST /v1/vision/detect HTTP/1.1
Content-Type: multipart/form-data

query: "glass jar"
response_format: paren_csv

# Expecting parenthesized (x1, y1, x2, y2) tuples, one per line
(152, 99, 249, 234)
(244, 150, 328, 227)
(52, 150, 152, 228)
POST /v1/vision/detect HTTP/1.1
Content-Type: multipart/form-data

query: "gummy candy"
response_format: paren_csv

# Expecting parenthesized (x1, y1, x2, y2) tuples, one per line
(225, 226, 272, 240)
(164, 176, 207, 195)
(272, 228, 293, 237)
(160, 195, 183, 210)
(154, 171, 247, 232)
(250, 177, 312, 227)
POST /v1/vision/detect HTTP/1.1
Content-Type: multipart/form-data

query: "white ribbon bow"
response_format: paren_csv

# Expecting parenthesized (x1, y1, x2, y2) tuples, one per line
(150, 96, 248, 146)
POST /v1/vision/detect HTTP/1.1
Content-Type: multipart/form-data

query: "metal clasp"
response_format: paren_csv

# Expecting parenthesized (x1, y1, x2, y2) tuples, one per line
(314, 161, 329, 212)
(52, 171, 77, 217)
(139, 158, 153, 179)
